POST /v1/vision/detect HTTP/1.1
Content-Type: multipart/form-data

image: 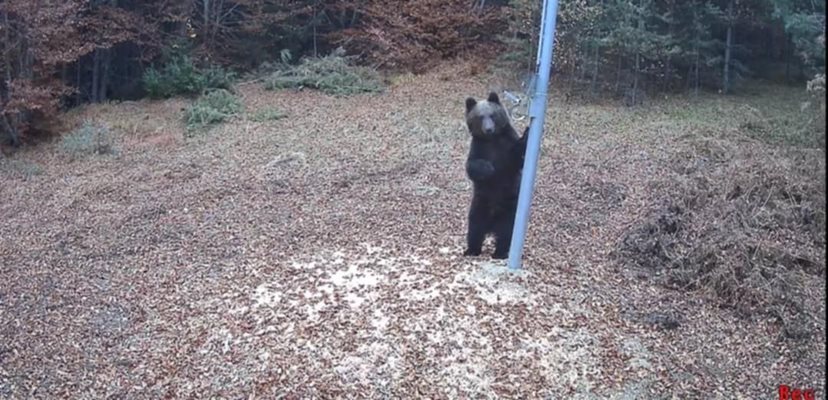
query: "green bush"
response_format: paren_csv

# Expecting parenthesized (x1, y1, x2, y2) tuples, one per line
(60, 121, 117, 157)
(0, 158, 43, 178)
(264, 48, 384, 96)
(185, 89, 242, 133)
(202, 65, 236, 92)
(143, 55, 236, 99)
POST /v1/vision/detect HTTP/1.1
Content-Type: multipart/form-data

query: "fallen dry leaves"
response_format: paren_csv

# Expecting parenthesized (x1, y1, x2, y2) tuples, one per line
(0, 61, 824, 399)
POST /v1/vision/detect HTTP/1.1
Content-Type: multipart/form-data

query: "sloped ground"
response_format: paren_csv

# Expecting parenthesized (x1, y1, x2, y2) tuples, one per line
(0, 63, 824, 399)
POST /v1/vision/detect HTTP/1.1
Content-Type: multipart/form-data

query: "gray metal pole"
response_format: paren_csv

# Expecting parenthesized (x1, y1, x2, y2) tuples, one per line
(508, 0, 560, 270)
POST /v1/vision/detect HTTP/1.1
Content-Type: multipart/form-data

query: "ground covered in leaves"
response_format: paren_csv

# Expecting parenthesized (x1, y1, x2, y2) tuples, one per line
(1, 63, 825, 399)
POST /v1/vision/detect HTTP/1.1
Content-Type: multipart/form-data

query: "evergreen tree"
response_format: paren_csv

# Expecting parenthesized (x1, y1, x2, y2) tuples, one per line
(601, 0, 670, 104)
(768, 0, 825, 76)
(678, 0, 724, 95)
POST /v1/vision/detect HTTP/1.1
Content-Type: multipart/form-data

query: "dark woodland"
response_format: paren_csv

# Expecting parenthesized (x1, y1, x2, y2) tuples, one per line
(0, 0, 824, 145)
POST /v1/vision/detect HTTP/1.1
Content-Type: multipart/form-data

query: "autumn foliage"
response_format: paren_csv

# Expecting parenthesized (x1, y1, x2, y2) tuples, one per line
(0, 0, 510, 145)
(1, 0, 824, 147)
(0, 0, 177, 144)
(331, 0, 507, 72)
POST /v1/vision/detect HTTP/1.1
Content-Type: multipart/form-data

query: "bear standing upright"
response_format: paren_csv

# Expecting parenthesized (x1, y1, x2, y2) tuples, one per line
(463, 92, 528, 259)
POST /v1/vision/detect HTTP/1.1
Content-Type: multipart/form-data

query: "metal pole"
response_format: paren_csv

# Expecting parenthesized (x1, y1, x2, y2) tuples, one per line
(508, 0, 560, 270)
(535, 0, 548, 65)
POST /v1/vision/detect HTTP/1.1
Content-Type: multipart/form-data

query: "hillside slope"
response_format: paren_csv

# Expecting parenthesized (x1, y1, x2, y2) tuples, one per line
(1, 64, 824, 398)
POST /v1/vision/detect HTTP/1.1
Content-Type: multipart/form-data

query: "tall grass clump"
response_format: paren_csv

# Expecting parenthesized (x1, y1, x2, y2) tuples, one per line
(264, 48, 384, 96)
(185, 89, 242, 134)
(0, 158, 43, 179)
(60, 121, 117, 157)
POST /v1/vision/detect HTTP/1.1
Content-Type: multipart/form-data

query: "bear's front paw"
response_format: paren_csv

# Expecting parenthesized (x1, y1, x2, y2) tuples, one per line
(466, 159, 495, 181)
(491, 251, 508, 259)
(463, 248, 482, 257)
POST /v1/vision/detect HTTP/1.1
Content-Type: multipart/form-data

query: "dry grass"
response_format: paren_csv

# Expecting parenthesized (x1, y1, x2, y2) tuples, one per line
(0, 61, 824, 398)
(58, 121, 118, 158)
(615, 135, 825, 338)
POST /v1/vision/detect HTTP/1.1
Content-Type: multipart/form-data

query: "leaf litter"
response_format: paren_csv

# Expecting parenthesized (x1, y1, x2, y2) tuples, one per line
(0, 60, 824, 398)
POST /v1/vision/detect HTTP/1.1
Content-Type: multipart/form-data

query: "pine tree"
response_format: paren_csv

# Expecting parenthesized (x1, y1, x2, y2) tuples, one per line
(601, 0, 669, 104)
(768, 0, 826, 77)
(678, 0, 723, 95)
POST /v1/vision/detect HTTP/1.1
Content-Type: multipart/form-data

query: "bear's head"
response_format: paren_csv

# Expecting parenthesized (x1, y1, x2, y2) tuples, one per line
(465, 92, 512, 139)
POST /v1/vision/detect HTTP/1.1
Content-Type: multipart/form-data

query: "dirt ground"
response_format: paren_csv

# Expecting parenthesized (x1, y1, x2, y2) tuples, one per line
(1, 63, 825, 399)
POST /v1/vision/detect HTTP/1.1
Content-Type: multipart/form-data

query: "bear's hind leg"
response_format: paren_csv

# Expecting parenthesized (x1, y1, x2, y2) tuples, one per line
(464, 202, 490, 257)
(492, 211, 517, 259)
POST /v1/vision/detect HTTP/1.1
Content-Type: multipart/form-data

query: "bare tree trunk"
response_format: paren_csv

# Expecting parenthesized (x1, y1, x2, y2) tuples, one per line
(632, 51, 640, 105)
(98, 48, 111, 102)
(92, 50, 101, 103)
(722, 0, 734, 94)
(1, 10, 13, 93)
(473, 0, 486, 13)
(76, 62, 82, 105)
(1, 114, 18, 147)
(12, 34, 34, 136)
(203, 0, 213, 52)
(349, 9, 359, 28)
(694, 45, 700, 96)
(614, 54, 623, 93)
(313, 0, 318, 57)
(20, 38, 33, 80)
(685, 64, 692, 91)
(1, 10, 11, 82)
(213, 0, 224, 50)
(98, 0, 117, 102)
(346, 0, 361, 29)
(203, 0, 211, 37)
(579, 45, 589, 82)
(566, 70, 576, 102)
(664, 7, 674, 91)
(590, 0, 603, 95)
(783, 35, 791, 82)
(2, 10, 19, 146)
(692, 23, 701, 96)
(590, 43, 600, 95)
(632, 4, 644, 106)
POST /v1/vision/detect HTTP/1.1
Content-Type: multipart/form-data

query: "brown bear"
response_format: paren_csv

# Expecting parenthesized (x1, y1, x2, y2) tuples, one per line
(463, 92, 528, 259)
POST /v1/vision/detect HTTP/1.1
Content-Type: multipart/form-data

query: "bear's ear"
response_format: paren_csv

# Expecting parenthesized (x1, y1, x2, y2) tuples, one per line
(465, 97, 477, 113)
(487, 92, 500, 104)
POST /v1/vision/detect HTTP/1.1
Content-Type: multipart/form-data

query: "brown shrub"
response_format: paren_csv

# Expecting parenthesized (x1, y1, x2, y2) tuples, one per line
(1, 78, 70, 145)
(615, 138, 825, 339)
(330, 0, 508, 73)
